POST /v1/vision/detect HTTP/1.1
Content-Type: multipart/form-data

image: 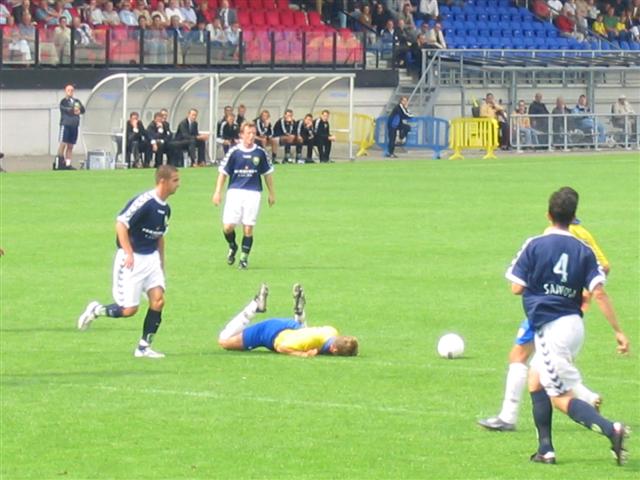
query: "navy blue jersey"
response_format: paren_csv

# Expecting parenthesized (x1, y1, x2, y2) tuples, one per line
(116, 190, 171, 254)
(220, 143, 273, 191)
(506, 229, 606, 329)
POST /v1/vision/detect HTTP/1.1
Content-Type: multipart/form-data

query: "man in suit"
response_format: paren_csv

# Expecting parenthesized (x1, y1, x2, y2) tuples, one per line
(147, 111, 174, 167)
(217, 0, 236, 28)
(175, 108, 208, 167)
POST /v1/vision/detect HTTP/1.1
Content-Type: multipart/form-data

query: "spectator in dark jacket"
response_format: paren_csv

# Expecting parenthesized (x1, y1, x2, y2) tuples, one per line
(529, 92, 550, 145)
(126, 111, 149, 168)
(174, 108, 208, 166)
(313, 110, 336, 163)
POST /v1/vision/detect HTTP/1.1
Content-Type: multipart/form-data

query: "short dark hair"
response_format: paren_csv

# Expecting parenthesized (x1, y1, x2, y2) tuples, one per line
(548, 187, 578, 227)
(155, 164, 178, 183)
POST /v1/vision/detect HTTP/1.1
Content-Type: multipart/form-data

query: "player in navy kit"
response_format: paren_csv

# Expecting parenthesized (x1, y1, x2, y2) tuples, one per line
(506, 187, 630, 465)
(77, 165, 180, 358)
(56, 84, 85, 170)
(212, 122, 275, 270)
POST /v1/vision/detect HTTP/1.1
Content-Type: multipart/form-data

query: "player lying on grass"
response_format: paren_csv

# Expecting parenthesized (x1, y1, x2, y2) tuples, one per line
(507, 187, 629, 465)
(218, 283, 358, 357)
(479, 189, 612, 431)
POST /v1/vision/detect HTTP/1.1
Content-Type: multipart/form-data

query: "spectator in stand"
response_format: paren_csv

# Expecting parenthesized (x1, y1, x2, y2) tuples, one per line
(10, 12, 34, 61)
(574, 0, 589, 29)
(407, 32, 428, 76)
(206, 17, 227, 58)
(134, 0, 152, 24)
(480, 93, 509, 150)
(372, 2, 391, 33)
(399, 3, 416, 36)
(196, 0, 215, 24)
(72, 16, 99, 47)
(147, 14, 169, 62)
(189, 19, 208, 45)
(616, 11, 632, 42)
(572, 94, 607, 144)
(380, 18, 397, 51)
(603, 5, 619, 40)
(53, 16, 71, 61)
(358, 4, 377, 46)
(102, 1, 121, 26)
(119, 0, 138, 27)
(585, 0, 600, 27)
(0, 2, 12, 24)
(217, 0, 236, 29)
(34, 0, 58, 26)
(431, 22, 446, 48)
(165, 0, 184, 26)
(418, 0, 438, 22)
(385, 0, 405, 19)
(556, 12, 585, 41)
(394, 18, 412, 63)
(51, 0, 72, 25)
(84, 0, 104, 26)
(513, 100, 539, 147)
(552, 96, 572, 146)
(151, 1, 169, 26)
(11, 0, 29, 25)
(592, 13, 607, 36)
(529, 92, 550, 145)
(547, 0, 563, 17)
(225, 21, 240, 58)
(126, 111, 149, 168)
(180, 0, 197, 28)
(612, 0, 625, 15)
(611, 94, 637, 133)
(167, 13, 188, 49)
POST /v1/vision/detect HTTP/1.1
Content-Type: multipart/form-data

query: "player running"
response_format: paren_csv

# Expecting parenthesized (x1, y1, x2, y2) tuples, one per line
(212, 122, 275, 270)
(218, 283, 359, 357)
(507, 187, 629, 465)
(77, 165, 180, 358)
(479, 189, 611, 431)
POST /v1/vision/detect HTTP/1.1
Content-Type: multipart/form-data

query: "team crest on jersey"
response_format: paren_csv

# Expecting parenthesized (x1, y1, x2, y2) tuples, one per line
(252, 156, 260, 166)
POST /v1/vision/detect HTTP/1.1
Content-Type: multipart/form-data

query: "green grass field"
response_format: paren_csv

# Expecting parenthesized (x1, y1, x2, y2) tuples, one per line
(1, 153, 638, 479)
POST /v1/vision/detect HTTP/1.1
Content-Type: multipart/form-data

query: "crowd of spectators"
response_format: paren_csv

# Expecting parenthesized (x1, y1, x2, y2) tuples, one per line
(478, 91, 638, 149)
(534, 0, 640, 44)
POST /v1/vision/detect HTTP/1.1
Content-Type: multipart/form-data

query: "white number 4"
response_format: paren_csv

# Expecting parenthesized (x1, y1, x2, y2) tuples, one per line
(553, 253, 569, 283)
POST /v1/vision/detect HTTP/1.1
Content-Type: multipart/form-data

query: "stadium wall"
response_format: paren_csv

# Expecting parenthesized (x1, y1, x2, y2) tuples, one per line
(0, 86, 392, 156)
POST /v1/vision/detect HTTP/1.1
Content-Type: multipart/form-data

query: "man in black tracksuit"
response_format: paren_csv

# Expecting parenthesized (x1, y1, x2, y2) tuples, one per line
(272, 109, 297, 164)
(386, 96, 413, 158)
(314, 110, 335, 163)
(56, 84, 85, 170)
(295, 114, 316, 163)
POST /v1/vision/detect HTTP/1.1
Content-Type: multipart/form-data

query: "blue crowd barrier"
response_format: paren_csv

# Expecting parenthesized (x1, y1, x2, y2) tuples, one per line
(375, 115, 450, 159)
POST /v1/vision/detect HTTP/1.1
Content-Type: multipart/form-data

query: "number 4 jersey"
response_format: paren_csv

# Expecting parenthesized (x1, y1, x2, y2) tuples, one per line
(506, 228, 606, 330)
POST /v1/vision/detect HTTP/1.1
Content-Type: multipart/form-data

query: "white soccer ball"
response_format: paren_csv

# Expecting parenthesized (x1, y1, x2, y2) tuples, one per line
(437, 333, 465, 359)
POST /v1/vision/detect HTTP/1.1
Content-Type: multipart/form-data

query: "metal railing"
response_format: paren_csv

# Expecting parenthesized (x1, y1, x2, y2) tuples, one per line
(0, 25, 387, 70)
(509, 112, 640, 151)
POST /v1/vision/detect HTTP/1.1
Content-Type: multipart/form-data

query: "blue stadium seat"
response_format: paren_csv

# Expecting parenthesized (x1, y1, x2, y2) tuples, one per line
(502, 28, 512, 37)
(451, 6, 463, 14)
(440, 5, 451, 14)
(415, 19, 424, 28)
(466, 13, 478, 21)
(496, 6, 509, 14)
(534, 30, 547, 38)
(511, 37, 525, 49)
(445, 27, 455, 36)
(512, 28, 522, 37)
(489, 13, 499, 22)
(500, 13, 510, 21)
(477, 13, 488, 22)
(546, 29, 558, 37)
(524, 29, 534, 37)
(630, 42, 640, 50)
(468, 28, 479, 37)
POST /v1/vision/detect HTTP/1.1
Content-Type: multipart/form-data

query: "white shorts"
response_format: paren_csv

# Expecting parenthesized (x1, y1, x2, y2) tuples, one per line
(112, 249, 165, 308)
(530, 314, 584, 397)
(222, 189, 262, 226)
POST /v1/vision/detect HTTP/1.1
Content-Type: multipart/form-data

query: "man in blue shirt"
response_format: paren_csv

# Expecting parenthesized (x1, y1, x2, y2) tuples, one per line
(506, 187, 630, 465)
(77, 165, 180, 358)
(212, 122, 275, 270)
(385, 96, 412, 158)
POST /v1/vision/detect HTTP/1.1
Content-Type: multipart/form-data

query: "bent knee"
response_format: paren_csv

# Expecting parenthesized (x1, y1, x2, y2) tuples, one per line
(151, 296, 165, 311)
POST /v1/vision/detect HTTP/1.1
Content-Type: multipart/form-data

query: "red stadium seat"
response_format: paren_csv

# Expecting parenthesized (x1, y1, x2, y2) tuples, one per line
(276, 0, 288, 10)
(261, 0, 275, 9)
(237, 10, 251, 26)
(247, 0, 262, 8)
(279, 9, 293, 26)
(307, 11, 323, 26)
(265, 10, 280, 26)
(292, 10, 307, 27)
(235, 0, 248, 7)
(250, 10, 266, 26)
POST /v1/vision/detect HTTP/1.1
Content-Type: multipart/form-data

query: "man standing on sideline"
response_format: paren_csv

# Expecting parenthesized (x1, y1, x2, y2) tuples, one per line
(175, 108, 208, 167)
(506, 187, 629, 465)
(56, 84, 85, 170)
(313, 110, 336, 163)
(385, 96, 413, 158)
(212, 122, 275, 270)
(77, 165, 181, 359)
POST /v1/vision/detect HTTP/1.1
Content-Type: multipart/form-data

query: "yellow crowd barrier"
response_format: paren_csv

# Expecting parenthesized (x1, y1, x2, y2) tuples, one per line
(449, 117, 499, 160)
(316, 111, 376, 157)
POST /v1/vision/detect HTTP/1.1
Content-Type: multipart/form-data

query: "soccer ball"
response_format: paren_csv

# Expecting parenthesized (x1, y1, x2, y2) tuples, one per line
(437, 333, 465, 359)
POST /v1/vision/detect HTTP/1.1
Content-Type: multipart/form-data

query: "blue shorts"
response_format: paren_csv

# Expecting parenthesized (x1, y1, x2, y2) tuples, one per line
(514, 318, 535, 345)
(242, 318, 301, 351)
(59, 125, 79, 145)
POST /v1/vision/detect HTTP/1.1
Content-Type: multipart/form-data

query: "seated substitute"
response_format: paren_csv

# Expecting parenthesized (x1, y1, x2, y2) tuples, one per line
(254, 109, 275, 154)
(272, 109, 297, 164)
(218, 112, 239, 154)
(313, 110, 336, 163)
(295, 114, 316, 163)
(218, 283, 359, 357)
(126, 111, 150, 168)
(174, 108, 208, 167)
(147, 111, 174, 167)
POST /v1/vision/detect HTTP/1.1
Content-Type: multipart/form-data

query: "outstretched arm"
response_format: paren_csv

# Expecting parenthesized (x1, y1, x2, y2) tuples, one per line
(591, 284, 629, 354)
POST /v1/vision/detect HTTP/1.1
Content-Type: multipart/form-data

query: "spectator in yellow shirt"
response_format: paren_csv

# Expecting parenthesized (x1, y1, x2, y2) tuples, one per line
(512, 100, 539, 147)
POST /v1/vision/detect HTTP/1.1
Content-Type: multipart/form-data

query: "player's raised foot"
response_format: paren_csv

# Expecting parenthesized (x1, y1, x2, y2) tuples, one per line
(77, 301, 100, 330)
(610, 422, 629, 466)
(226, 246, 237, 266)
(255, 283, 269, 313)
(134, 346, 165, 358)
(530, 451, 556, 465)
(293, 283, 306, 316)
(477, 416, 516, 432)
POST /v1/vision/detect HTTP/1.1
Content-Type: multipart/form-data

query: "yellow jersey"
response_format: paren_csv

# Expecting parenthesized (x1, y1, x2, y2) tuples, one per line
(273, 326, 338, 353)
(569, 223, 610, 270)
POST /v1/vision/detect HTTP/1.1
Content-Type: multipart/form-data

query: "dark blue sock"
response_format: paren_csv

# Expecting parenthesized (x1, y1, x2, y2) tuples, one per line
(241, 235, 253, 255)
(105, 304, 124, 318)
(531, 389, 554, 454)
(224, 230, 237, 250)
(142, 309, 162, 344)
(567, 398, 614, 438)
